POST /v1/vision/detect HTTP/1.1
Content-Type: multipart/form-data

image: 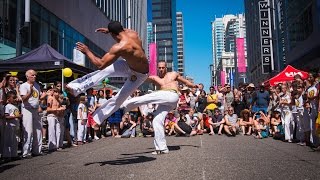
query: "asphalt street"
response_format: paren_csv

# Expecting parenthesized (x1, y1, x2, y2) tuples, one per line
(0, 135, 320, 180)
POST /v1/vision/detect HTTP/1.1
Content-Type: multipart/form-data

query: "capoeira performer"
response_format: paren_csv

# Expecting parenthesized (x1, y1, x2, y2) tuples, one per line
(66, 21, 149, 129)
(122, 61, 198, 155)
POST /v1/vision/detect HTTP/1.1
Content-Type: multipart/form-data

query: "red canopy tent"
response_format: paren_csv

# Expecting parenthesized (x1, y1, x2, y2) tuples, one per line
(264, 65, 309, 86)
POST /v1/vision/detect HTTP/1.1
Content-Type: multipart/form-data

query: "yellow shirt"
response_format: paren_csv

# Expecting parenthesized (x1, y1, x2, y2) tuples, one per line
(206, 94, 218, 110)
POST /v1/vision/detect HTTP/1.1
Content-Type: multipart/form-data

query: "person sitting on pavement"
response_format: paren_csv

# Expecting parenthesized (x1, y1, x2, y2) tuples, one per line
(239, 109, 253, 136)
(223, 107, 238, 136)
(174, 113, 192, 137)
(270, 110, 281, 136)
(165, 111, 177, 136)
(118, 112, 136, 138)
(142, 113, 154, 137)
(211, 108, 225, 135)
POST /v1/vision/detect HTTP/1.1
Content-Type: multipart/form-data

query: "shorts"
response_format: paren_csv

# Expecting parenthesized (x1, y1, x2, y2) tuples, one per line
(87, 113, 95, 128)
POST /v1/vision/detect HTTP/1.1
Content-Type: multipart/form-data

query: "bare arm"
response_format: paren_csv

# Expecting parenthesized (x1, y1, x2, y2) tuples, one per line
(176, 73, 198, 88)
(76, 42, 120, 69)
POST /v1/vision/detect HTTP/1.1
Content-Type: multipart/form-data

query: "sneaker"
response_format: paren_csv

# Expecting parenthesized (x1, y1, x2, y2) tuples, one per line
(151, 150, 169, 155)
(94, 135, 100, 140)
(22, 154, 32, 159)
(297, 142, 306, 146)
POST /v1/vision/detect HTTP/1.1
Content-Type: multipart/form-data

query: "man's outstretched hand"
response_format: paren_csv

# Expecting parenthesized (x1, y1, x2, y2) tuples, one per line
(95, 28, 109, 34)
(76, 42, 89, 54)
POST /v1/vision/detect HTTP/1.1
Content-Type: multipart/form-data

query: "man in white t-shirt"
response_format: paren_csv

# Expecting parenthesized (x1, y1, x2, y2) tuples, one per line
(19, 69, 43, 158)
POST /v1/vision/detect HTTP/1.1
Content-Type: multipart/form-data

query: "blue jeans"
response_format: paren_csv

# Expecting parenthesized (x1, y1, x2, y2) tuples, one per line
(121, 129, 136, 138)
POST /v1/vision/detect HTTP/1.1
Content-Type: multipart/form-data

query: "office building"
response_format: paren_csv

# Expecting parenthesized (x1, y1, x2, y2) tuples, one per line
(176, 12, 184, 76)
(151, 0, 177, 72)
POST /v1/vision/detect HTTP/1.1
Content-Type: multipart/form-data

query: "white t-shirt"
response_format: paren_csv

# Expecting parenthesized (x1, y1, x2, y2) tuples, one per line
(19, 82, 41, 109)
(280, 93, 291, 110)
(307, 85, 318, 107)
(295, 95, 304, 111)
(77, 103, 88, 120)
(5, 103, 20, 126)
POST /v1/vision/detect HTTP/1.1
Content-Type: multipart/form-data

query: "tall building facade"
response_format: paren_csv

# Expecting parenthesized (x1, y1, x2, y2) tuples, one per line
(211, 14, 247, 86)
(151, 0, 177, 72)
(245, 0, 280, 85)
(176, 12, 184, 76)
(0, 0, 111, 69)
(282, 0, 320, 71)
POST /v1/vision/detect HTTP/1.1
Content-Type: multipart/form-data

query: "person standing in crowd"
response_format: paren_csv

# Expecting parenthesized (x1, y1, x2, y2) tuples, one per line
(252, 83, 270, 114)
(231, 95, 246, 117)
(188, 87, 197, 110)
(292, 89, 305, 145)
(3, 91, 22, 161)
(216, 85, 225, 115)
(178, 87, 191, 114)
(206, 86, 218, 117)
(19, 69, 44, 158)
(46, 88, 65, 151)
(243, 83, 255, 110)
(305, 73, 319, 148)
(224, 85, 234, 110)
(77, 95, 88, 145)
(279, 84, 293, 143)
(196, 90, 207, 114)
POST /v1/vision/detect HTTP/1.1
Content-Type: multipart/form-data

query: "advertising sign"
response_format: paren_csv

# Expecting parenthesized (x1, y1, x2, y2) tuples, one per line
(259, 0, 274, 74)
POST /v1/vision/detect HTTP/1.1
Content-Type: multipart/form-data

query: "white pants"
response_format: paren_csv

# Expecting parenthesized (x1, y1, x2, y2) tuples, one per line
(47, 114, 64, 150)
(122, 90, 179, 151)
(67, 59, 148, 124)
(3, 120, 19, 157)
(22, 108, 42, 156)
(281, 110, 294, 141)
(77, 120, 87, 142)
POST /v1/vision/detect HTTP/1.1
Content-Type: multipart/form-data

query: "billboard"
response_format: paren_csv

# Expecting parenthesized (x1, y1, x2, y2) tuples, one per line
(259, 0, 274, 74)
(149, 43, 157, 76)
(236, 38, 246, 73)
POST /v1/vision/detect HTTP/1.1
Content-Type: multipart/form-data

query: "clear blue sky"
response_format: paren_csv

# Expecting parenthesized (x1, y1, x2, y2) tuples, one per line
(177, 0, 244, 91)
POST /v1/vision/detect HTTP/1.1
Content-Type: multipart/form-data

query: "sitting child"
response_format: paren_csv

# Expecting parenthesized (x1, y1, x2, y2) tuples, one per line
(142, 113, 154, 137)
(165, 111, 177, 136)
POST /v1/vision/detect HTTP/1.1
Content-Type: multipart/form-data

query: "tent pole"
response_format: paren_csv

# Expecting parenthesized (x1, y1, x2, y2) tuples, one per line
(62, 69, 64, 92)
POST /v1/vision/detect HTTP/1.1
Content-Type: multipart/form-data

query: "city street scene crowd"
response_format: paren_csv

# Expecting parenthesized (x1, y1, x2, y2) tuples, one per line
(0, 68, 320, 163)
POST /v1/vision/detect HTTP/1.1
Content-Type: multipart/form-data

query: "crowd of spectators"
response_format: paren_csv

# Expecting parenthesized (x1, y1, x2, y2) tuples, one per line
(0, 69, 320, 163)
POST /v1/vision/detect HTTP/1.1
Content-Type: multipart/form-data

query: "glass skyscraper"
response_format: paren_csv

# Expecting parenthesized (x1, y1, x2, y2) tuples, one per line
(176, 12, 184, 76)
(151, 0, 177, 72)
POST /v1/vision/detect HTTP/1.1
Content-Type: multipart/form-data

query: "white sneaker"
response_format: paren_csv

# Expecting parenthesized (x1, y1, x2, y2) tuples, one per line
(94, 135, 100, 140)
(151, 150, 169, 155)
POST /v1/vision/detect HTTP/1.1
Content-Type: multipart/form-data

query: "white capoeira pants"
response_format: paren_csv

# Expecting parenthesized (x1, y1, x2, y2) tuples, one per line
(47, 114, 64, 150)
(281, 110, 294, 141)
(67, 59, 148, 125)
(77, 119, 87, 142)
(3, 120, 19, 157)
(22, 107, 42, 156)
(122, 90, 179, 151)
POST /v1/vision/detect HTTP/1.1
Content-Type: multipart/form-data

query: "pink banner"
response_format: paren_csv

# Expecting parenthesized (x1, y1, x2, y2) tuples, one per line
(236, 38, 246, 73)
(220, 71, 226, 86)
(149, 43, 157, 76)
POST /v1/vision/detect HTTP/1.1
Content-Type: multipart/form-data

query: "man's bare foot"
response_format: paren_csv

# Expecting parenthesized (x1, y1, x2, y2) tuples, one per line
(115, 135, 121, 138)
